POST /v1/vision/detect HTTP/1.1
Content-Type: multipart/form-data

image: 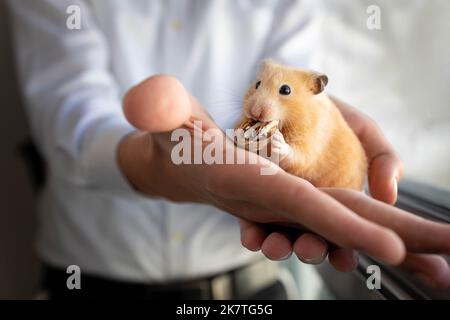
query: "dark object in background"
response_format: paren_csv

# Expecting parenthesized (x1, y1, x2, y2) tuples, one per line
(317, 179, 450, 300)
(42, 261, 287, 300)
(17, 138, 46, 191)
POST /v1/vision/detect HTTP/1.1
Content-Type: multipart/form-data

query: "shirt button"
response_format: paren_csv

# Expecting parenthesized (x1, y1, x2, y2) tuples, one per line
(171, 20, 183, 32)
(171, 232, 185, 243)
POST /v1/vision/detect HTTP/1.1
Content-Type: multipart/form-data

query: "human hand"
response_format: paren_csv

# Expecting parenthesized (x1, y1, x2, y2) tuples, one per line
(119, 77, 450, 288)
(240, 97, 450, 288)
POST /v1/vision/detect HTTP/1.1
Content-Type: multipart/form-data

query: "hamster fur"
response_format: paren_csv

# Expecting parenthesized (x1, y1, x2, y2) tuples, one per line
(239, 60, 367, 190)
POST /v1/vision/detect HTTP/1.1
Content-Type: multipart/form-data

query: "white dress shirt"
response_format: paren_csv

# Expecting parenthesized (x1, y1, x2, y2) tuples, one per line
(7, 0, 319, 282)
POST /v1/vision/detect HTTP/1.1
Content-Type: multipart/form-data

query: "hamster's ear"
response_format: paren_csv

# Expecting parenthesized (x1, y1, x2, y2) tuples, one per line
(310, 73, 328, 94)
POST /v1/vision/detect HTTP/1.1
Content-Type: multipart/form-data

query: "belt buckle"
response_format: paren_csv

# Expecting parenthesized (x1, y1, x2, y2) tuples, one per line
(234, 259, 279, 298)
(210, 259, 279, 300)
(210, 273, 233, 300)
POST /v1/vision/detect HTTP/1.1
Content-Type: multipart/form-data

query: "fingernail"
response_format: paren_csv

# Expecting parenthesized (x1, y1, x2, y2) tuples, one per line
(298, 237, 329, 265)
(413, 273, 435, 288)
(280, 251, 293, 260)
(393, 178, 398, 193)
(299, 250, 327, 265)
(392, 178, 398, 204)
(300, 256, 325, 265)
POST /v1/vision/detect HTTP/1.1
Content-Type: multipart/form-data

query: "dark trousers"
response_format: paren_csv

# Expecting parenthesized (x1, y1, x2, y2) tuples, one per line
(43, 265, 288, 300)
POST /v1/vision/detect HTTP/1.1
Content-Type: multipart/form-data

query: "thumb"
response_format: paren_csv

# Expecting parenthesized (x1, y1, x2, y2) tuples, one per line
(123, 75, 192, 132)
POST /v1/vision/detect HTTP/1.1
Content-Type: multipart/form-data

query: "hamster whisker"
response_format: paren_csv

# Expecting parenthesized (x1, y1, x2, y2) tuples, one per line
(210, 87, 245, 101)
(209, 109, 243, 118)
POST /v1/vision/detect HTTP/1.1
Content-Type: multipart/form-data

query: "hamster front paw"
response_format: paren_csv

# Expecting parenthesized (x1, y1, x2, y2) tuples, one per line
(271, 130, 293, 167)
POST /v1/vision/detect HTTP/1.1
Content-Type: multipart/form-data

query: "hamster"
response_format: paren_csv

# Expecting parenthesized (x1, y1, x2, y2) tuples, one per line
(235, 60, 368, 190)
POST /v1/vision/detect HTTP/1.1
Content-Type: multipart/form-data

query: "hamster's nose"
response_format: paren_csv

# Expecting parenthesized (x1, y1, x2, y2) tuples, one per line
(250, 106, 262, 120)
(251, 105, 275, 122)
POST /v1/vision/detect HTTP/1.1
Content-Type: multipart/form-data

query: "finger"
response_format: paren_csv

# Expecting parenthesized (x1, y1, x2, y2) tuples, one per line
(325, 188, 450, 255)
(219, 197, 347, 267)
(331, 97, 404, 204)
(215, 199, 302, 261)
(123, 75, 192, 132)
(368, 151, 403, 205)
(239, 219, 268, 252)
(214, 197, 297, 258)
(182, 95, 218, 130)
(328, 248, 359, 272)
(261, 232, 293, 260)
(401, 253, 450, 289)
(256, 173, 406, 265)
(293, 233, 328, 264)
(214, 167, 406, 265)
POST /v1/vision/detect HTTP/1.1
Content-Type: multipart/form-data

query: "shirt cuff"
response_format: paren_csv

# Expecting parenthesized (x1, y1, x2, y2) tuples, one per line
(82, 116, 137, 196)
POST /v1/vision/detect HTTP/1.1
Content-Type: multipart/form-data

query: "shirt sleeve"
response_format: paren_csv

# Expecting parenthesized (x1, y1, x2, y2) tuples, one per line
(7, 0, 137, 195)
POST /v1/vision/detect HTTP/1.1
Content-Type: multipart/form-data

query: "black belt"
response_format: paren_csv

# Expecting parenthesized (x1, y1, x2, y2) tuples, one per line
(42, 259, 280, 300)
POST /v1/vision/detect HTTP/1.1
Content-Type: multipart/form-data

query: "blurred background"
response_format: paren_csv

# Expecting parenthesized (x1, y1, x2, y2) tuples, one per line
(0, 0, 448, 299)
(0, 0, 41, 299)
(312, 0, 450, 189)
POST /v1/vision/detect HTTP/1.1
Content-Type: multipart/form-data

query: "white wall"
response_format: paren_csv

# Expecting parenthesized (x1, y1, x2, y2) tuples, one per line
(312, 0, 450, 188)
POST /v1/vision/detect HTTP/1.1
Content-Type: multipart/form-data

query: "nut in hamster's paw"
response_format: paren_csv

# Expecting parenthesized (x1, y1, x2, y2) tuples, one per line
(234, 119, 279, 152)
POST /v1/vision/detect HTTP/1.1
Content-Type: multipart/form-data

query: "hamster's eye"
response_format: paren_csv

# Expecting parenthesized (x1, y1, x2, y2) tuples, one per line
(279, 85, 291, 95)
(255, 80, 261, 90)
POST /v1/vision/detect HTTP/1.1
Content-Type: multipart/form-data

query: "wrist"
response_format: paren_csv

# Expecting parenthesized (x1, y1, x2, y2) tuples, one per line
(117, 131, 155, 194)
